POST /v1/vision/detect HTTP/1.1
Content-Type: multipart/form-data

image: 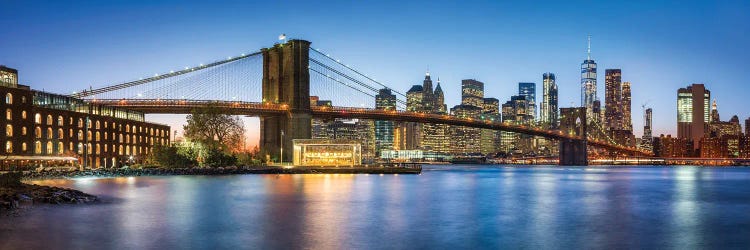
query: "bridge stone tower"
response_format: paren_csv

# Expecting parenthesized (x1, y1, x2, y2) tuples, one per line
(260, 39, 312, 162)
(559, 107, 588, 165)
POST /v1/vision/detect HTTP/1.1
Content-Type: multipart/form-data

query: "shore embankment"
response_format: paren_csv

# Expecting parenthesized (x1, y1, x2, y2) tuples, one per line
(20, 165, 422, 180)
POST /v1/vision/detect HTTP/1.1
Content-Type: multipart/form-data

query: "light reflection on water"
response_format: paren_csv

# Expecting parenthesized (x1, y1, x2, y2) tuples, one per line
(2, 166, 750, 249)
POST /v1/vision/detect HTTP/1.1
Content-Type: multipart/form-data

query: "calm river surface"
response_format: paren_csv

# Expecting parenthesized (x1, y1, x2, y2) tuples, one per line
(2, 165, 750, 249)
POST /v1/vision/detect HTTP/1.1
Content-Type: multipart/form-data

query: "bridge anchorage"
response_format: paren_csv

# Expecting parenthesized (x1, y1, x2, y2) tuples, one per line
(75, 39, 651, 165)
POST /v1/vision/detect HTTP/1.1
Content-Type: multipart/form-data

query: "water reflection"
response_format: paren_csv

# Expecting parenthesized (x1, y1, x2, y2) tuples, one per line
(3, 166, 750, 249)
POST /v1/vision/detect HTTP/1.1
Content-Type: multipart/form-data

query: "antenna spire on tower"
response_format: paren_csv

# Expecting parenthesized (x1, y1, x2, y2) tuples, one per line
(587, 35, 591, 60)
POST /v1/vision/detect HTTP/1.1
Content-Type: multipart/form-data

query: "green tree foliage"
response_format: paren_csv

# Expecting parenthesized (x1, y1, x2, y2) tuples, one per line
(150, 145, 195, 168)
(202, 148, 237, 168)
(183, 105, 245, 152)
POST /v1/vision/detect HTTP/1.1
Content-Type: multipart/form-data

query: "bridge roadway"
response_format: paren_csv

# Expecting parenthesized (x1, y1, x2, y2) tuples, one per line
(88, 99, 651, 156)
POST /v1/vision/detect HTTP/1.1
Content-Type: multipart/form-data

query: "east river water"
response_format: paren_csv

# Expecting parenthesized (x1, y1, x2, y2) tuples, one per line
(1, 165, 749, 249)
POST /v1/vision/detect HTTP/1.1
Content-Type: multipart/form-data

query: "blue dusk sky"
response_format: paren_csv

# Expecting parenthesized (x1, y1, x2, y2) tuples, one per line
(1, 0, 749, 146)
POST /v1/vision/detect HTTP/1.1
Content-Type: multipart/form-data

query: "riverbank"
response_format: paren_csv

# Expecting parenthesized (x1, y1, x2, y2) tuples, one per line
(1, 173, 98, 215)
(19, 165, 421, 180)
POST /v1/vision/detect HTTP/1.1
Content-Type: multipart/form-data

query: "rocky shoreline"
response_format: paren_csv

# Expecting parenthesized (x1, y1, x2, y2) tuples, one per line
(1, 173, 98, 215)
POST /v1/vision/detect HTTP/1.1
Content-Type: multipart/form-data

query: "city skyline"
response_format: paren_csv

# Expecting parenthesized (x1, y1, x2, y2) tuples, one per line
(2, 1, 749, 144)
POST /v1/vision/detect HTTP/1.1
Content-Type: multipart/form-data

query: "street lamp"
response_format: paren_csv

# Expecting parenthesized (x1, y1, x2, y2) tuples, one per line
(280, 130, 284, 165)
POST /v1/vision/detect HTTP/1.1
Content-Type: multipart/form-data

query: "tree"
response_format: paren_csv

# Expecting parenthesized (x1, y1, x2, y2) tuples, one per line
(149, 145, 195, 168)
(183, 105, 245, 152)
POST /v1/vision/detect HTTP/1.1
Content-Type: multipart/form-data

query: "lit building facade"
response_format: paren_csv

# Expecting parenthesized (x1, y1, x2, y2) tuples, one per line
(449, 104, 482, 154)
(540, 73, 558, 128)
(461, 79, 484, 107)
(581, 36, 598, 123)
(604, 69, 623, 130)
(622, 81, 632, 131)
(403, 85, 424, 150)
(677, 84, 711, 150)
(500, 95, 531, 153)
(480, 98, 500, 154)
(374, 88, 396, 155)
(422, 80, 450, 154)
(518, 82, 536, 119)
(639, 108, 653, 151)
(1, 66, 170, 170)
(292, 139, 361, 167)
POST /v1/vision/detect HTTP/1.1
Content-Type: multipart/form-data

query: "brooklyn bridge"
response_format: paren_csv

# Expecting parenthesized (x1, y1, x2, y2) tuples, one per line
(70, 39, 651, 165)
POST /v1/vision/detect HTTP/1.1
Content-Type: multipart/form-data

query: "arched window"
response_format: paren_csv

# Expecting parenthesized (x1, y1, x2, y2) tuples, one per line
(5, 93, 12, 104)
(5, 109, 11, 120)
(87, 143, 92, 154)
(5, 141, 12, 153)
(95, 121, 100, 129)
(77, 143, 83, 154)
(96, 144, 100, 154)
(126, 125, 130, 133)
(58, 128, 64, 139)
(58, 142, 64, 154)
(34, 141, 42, 154)
(96, 132, 100, 141)
(35, 113, 41, 124)
(46, 115, 52, 125)
(46, 141, 53, 154)
(35, 127, 41, 138)
(78, 130, 83, 140)
(21, 142, 26, 152)
(118, 145, 123, 155)
(78, 118, 83, 128)
(58, 116, 64, 126)
(126, 145, 130, 155)
(47, 128, 53, 139)
(87, 131, 92, 141)
(20, 96, 25, 103)
(21, 127, 26, 135)
(21, 111, 26, 119)
(5, 124, 12, 137)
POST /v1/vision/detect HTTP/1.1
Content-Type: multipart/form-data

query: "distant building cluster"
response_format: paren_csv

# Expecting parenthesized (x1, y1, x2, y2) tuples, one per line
(652, 83, 750, 158)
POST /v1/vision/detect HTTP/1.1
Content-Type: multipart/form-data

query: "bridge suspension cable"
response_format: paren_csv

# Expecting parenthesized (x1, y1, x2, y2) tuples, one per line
(310, 48, 408, 99)
(72, 51, 262, 98)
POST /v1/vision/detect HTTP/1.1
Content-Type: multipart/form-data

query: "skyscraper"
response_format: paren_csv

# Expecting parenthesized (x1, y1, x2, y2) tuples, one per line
(581, 35, 598, 122)
(434, 79, 446, 112)
(481, 98, 501, 154)
(404, 85, 424, 149)
(461, 79, 484, 107)
(540, 73, 558, 127)
(422, 78, 449, 153)
(710, 99, 720, 122)
(500, 95, 532, 153)
(450, 104, 482, 154)
(746, 117, 750, 136)
(422, 72, 435, 112)
(374, 88, 397, 156)
(518, 82, 536, 119)
(604, 69, 623, 130)
(622, 81, 632, 131)
(677, 84, 711, 150)
(640, 108, 653, 151)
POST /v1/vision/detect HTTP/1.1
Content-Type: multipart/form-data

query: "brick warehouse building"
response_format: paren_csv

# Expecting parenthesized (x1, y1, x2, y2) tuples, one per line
(1, 66, 170, 170)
